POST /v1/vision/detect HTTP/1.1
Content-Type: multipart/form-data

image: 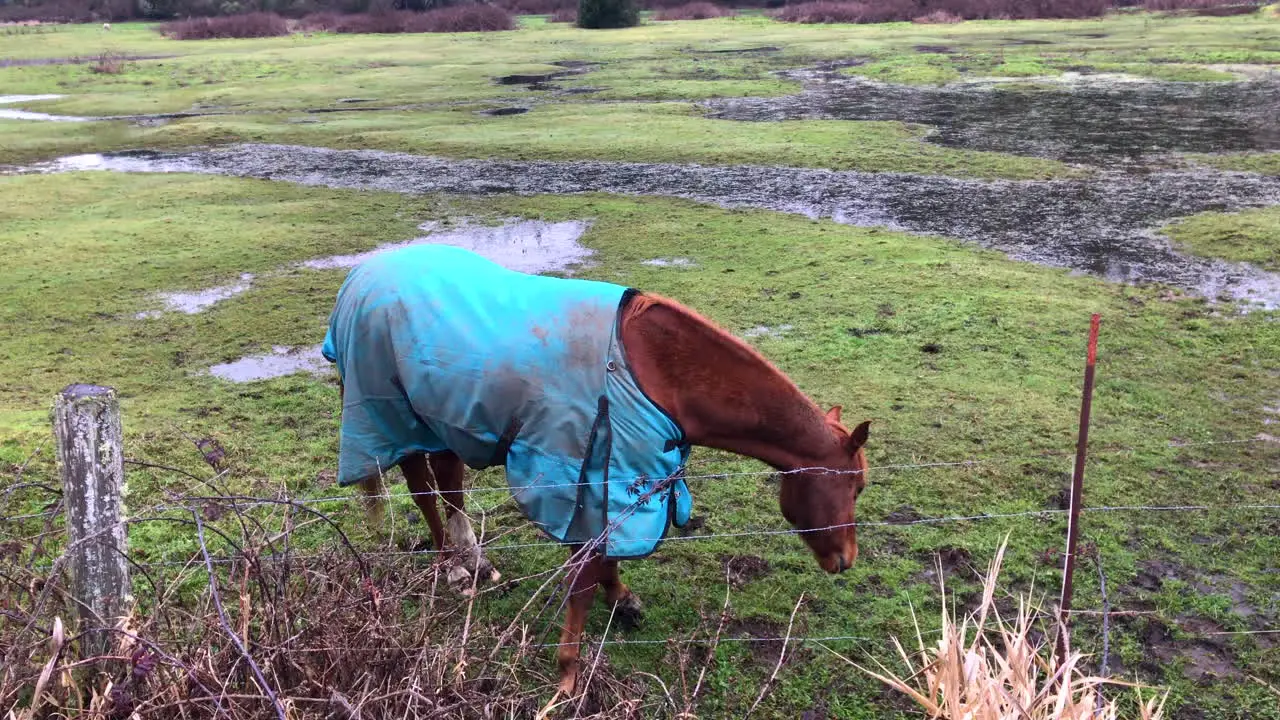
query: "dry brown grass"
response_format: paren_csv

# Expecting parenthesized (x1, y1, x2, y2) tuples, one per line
(839, 536, 1167, 720)
(0, 502, 654, 718)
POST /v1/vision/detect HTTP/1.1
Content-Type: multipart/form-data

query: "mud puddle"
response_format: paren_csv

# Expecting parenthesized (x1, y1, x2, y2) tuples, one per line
(207, 345, 330, 382)
(705, 72, 1280, 163)
(33, 144, 1280, 308)
(134, 218, 592, 318)
(137, 273, 255, 318)
(0, 94, 92, 122)
(495, 62, 597, 90)
(300, 218, 592, 274)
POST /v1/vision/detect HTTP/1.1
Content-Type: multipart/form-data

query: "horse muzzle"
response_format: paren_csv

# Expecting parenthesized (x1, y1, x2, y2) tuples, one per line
(819, 547, 857, 574)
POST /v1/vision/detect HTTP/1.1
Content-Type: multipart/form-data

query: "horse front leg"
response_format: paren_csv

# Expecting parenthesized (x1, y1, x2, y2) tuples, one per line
(430, 451, 500, 591)
(599, 559, 644, 628)
(557, 547, 601, 694)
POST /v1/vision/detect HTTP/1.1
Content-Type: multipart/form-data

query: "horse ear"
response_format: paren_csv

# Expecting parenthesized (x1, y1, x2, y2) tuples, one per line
(825, 406, 842, 424)
(844, 420, 871, 453)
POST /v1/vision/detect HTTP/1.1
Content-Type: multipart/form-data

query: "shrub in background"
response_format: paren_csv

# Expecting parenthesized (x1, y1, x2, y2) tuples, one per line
(494, 0, 576, 14)
(311, 5, 512, 32)
(655, 1, 735, 18)
(912, 8, 962, 20)
(159, 11, 290, 37)
(773, 0, 1111, 22)
(548, 5, 578, 19)
(419, 3, 514, 30)
(578, 0, 638, 27)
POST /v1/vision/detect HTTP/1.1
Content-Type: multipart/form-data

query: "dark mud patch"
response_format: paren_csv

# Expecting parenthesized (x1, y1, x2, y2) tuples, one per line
(1002, 38, 1053, 45)
(34, 145, 1280, 308)
(480, 107, 529, 116)
(706, 73, 1280, 163)
(495, 63, 596, 88)
(725, 617, 787, 664)
(1143, 618, 1241, 682)
(690, 45, 781, 54)
(1130, 558, 1188, 592)
(1069, 32, 1109, 38)
(883, 505, 924, 524)
(721, 554, 772, 588)
(915, 545, 976, 584)
(496, 73, 559, 85)
(913, 44, 957, 54)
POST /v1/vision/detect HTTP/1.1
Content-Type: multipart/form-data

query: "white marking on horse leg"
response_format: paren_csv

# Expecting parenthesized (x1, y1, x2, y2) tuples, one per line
(447, 511, 478, 550)
(445, 512, 501, 585)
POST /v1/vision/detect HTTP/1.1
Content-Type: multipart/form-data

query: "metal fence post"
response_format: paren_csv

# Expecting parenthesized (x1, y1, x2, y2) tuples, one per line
(1057, 314, 1100, 666)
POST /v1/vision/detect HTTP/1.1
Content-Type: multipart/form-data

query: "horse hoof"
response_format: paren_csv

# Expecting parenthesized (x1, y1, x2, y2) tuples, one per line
(615, 594, 644, 629)
(447, 564, 472, 590)
(557, 674, 577, 695)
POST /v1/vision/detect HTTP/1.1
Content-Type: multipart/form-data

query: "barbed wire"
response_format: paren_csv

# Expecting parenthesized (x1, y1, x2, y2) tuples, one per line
(5, 433, 1276, 572)
(4, 436, 1270, 522)
(23, 499, 1276, 571)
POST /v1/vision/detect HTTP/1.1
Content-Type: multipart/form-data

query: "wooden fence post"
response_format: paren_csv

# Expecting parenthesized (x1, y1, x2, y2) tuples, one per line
(1057, 314, 1100, 667)
(54, 384, 131, 659)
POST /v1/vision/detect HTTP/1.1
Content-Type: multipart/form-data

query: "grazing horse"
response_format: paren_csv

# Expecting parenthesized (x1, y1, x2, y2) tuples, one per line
(323, 244, 870, 693)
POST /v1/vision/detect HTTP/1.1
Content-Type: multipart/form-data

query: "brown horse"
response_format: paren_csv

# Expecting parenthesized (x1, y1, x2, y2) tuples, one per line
(347, 291, 870, 694)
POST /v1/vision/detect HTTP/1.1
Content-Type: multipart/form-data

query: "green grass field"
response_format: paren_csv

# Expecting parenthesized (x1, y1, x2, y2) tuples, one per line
(2, 10, 1279, 719)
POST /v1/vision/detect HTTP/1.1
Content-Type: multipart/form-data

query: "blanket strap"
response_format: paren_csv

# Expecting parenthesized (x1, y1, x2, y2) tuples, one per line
(486, 417, 524, 469)
(566, 395, 611, 553)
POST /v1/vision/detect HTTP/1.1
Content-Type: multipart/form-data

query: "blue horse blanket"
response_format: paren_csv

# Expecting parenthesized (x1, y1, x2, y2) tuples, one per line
(322, 244, 691, 558)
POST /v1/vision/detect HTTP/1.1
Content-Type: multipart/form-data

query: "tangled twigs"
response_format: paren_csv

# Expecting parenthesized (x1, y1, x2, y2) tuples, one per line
(194, 509, 287, 720)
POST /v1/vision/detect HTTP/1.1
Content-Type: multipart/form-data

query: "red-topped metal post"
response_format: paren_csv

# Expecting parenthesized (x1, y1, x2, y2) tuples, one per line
(1057, 314, 1100, 666)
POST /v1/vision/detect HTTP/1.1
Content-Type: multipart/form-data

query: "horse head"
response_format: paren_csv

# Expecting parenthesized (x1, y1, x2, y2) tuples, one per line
(778, 407, 869, 574)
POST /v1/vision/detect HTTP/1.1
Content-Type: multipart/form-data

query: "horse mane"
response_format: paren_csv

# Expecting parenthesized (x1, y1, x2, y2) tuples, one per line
(622, 291, 828, 424)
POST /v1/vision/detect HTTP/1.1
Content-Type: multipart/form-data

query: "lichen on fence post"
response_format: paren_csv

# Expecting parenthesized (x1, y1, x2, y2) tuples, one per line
(53, 383, 131, 660)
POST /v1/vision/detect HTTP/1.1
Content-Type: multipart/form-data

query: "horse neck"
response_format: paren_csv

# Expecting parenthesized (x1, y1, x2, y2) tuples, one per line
(620, 294, 841, 471)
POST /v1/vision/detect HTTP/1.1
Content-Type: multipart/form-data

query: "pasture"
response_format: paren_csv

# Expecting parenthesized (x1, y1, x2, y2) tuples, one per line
(2, 9, 1279, 718)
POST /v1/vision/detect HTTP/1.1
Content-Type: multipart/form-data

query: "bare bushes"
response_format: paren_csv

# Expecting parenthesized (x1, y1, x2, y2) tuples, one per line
(773, 0, 1110, 23)
(159, 12, 290, 38)
(655, 1, 737, 17)
(298, 6, 514, 32)
(772, 0, 914, 23)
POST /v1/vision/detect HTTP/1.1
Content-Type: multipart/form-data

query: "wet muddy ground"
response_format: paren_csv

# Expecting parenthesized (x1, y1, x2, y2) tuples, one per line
(133, 218, 592, 323)
(706, 72, 1280, 164)
(207, 345, 330, 383)
(297, 218, 592, 275)
(34, 145, 1280, 308)
(0, 94, 91, 122)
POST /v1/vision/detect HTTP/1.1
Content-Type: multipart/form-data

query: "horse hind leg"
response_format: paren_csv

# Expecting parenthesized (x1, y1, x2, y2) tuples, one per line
(429, 452, 501, 591)
(401, 453, 445, 552)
